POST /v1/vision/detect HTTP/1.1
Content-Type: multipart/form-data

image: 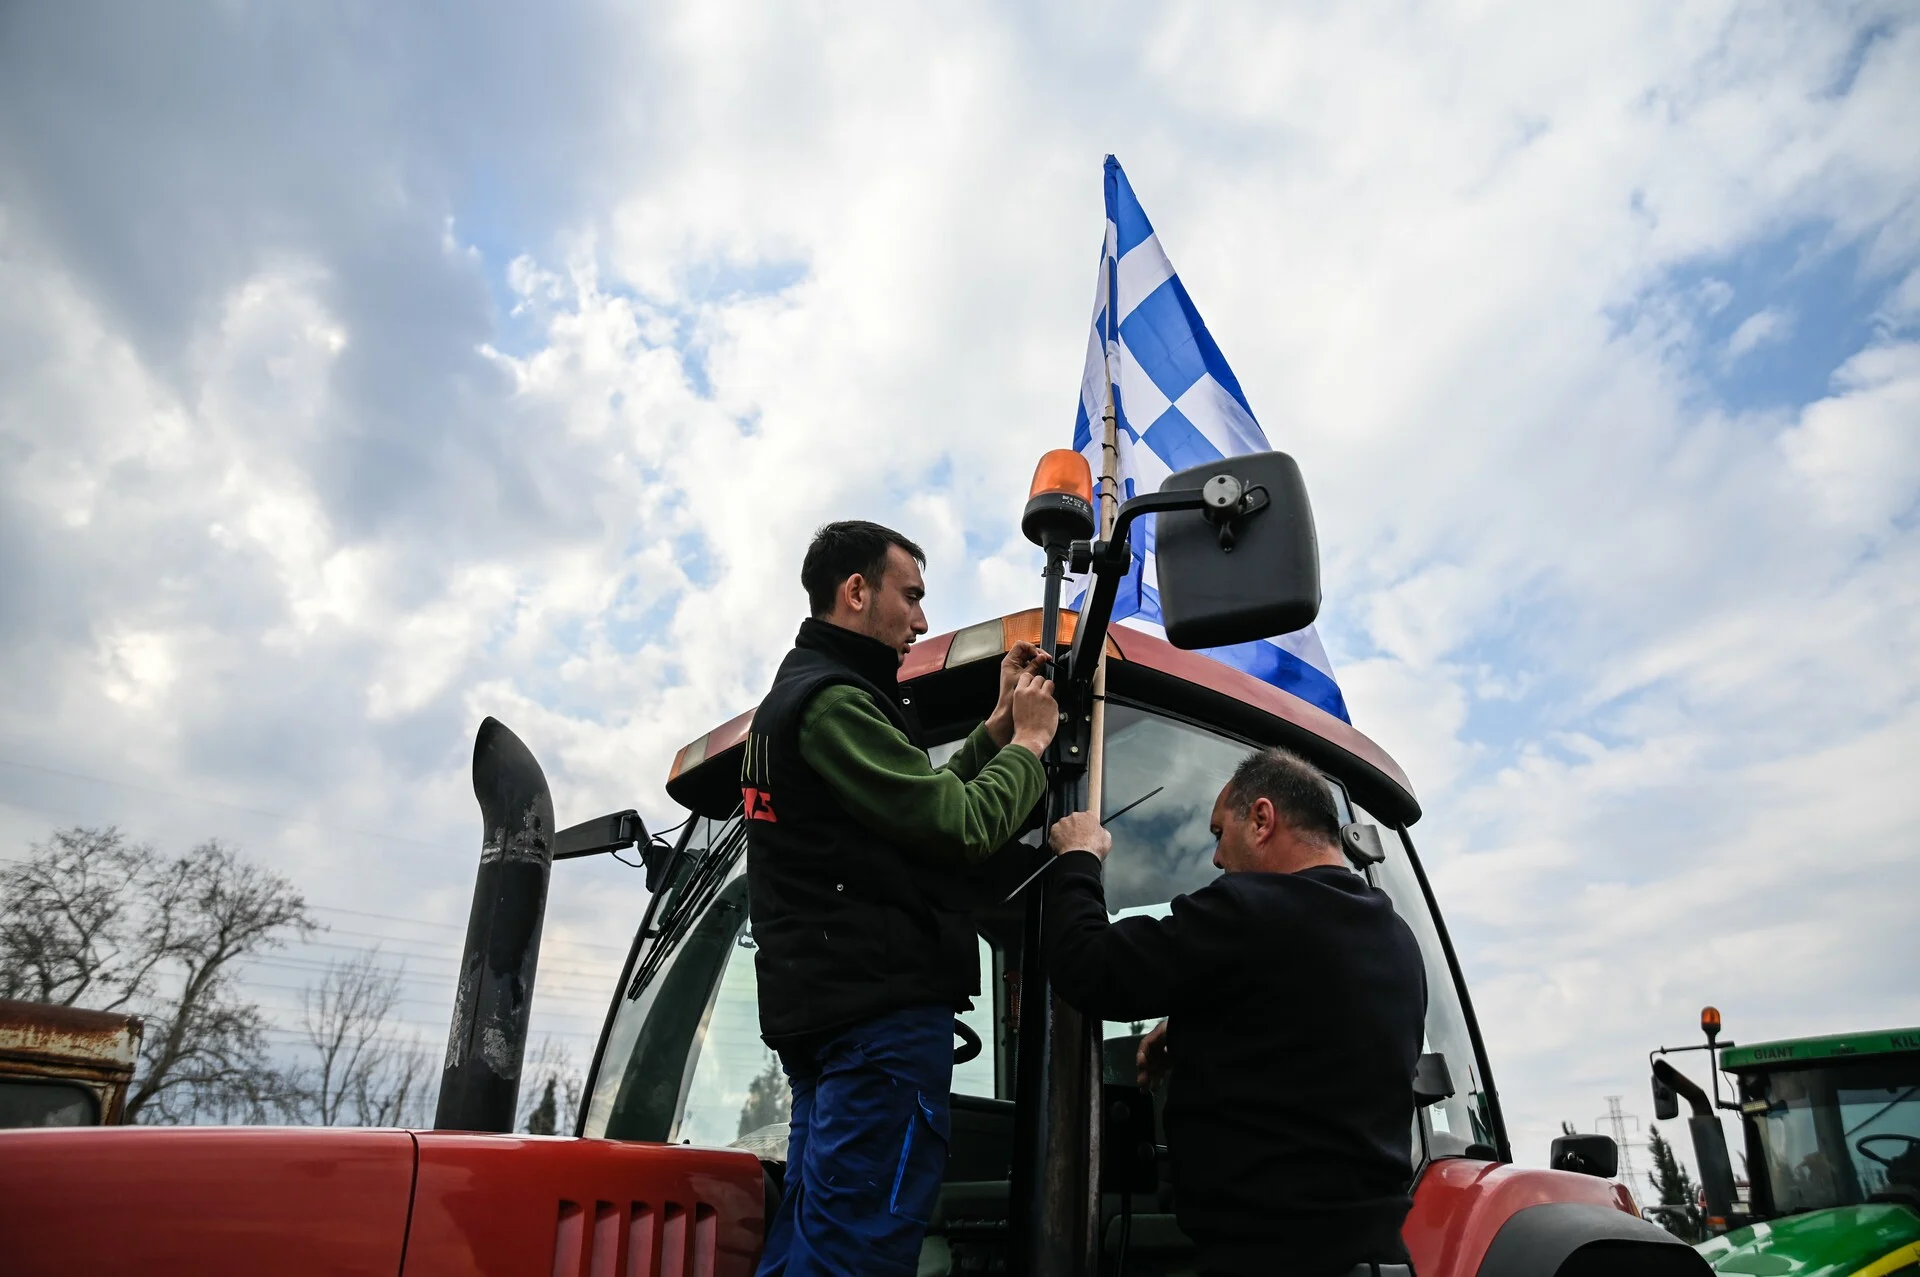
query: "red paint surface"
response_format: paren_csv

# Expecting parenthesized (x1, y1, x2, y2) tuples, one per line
(897, 628, 956, 680)
(402, 1134, 765, 1277)
(1403, 1158, 1640, 1277)
(671, 614, 1416, 813)
(0, 1126, 416, 1276)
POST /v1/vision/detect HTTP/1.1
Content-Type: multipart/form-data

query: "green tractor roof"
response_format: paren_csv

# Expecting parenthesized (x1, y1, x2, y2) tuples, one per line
(1720, 1027, 1920, 1070)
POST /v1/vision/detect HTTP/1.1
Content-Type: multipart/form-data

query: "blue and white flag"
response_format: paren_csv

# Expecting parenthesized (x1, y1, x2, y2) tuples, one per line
(1070, 156, 1350, 723)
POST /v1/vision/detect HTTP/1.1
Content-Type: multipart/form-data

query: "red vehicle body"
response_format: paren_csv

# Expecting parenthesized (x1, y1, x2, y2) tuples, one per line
(0, 610, 1698, 1276)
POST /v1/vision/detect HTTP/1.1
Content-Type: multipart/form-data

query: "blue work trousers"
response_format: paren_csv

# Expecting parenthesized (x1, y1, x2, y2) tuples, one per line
(755, 1004, 954, 1277)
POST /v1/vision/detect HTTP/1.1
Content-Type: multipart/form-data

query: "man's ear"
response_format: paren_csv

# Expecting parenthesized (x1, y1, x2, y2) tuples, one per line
(842, 572, 868, 614)
(1249, 796, 1278, 843)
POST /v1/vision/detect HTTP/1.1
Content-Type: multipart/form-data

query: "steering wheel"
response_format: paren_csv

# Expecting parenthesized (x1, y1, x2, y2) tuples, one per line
(953, 1018, 982, 1065)
(1857, 1134, 1920, 1167)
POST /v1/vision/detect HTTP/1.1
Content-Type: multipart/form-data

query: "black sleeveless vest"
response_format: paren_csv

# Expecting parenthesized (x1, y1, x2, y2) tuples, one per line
(743, 619, 980, 1046)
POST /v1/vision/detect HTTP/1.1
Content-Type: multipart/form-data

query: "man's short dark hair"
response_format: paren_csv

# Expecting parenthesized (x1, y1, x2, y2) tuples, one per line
(801, 521, 926, 618)
(1224, 747, 1340, 846)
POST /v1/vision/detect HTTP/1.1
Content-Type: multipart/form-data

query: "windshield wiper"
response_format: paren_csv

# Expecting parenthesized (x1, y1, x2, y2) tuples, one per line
(999, 785, 1166, 904)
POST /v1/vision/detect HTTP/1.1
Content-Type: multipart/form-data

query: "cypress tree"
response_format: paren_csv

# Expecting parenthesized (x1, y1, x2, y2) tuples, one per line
(525, 1076, 559, 1135)
(1647, 1126, 1703, 1238)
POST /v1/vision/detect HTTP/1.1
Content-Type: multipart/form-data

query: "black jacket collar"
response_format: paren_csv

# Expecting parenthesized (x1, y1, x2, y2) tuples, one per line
(794, 618, 902, 691)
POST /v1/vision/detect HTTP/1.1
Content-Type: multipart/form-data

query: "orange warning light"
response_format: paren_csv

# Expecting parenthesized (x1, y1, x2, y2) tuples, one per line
(1028, 449, 1094, 503)
(1022, 450, 1096, 549)
(1701, 1006, 1722, 1042)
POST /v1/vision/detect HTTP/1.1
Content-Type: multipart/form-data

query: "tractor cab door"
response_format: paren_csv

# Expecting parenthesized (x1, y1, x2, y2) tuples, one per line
(580, 807, 1014, 1272)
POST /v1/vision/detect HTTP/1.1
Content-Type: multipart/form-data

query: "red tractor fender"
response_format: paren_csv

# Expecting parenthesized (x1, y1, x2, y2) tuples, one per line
(403, 1132, 765, 1276)
(0, 1126, 418, 1276)
(1404, 1157, 1669, 1277)
(0, 1127, 766, 1277)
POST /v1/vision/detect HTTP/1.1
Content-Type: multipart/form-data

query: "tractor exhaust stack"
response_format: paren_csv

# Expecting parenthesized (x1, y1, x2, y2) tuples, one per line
(434, 717, 556, 1133)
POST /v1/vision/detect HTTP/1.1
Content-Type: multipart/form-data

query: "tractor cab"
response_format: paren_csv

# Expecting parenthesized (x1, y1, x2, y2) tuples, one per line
(578, 607, 1506, 1274)
(1731, 1032, 1920, 1219)
(400, 447, 1693, 1277)
(1652, 1018, 1920, 1272)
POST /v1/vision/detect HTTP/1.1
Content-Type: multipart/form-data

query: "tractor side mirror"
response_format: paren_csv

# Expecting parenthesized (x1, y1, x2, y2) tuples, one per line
(1413, 1052, 1455, 1107)
(1153, 451, 1321, 650)
(1550, 1133, 1619, 1179)
(1653, 1072, 1680, 1121)
(641, 839, 674, 893)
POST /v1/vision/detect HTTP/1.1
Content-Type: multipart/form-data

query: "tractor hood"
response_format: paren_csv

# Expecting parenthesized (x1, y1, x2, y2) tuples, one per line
(1697, 1203, 1920, 1275)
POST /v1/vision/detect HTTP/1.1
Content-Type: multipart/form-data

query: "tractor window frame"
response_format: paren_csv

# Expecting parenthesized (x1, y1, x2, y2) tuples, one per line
(1355, 810, 1506, 1166)
(581, 815, 749, 1141)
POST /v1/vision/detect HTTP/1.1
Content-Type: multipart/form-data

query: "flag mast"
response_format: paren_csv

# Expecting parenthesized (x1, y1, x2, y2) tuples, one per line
(1076, 173, 1127, 1276)
(1085, 172, 1123, 820)
(1014, 157, 1125, 1277)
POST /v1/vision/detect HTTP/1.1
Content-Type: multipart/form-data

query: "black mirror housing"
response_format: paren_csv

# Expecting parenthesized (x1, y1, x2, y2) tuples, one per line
(1153, 451, 1320, 650)
(1550, 1133, 1619, 1179)
(1653, 1073, 1680, 1121)
(1413, 1052, 1455, 1107)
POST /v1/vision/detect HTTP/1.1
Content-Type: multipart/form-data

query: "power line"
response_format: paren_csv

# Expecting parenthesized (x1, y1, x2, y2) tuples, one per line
(306, 918, 631, 957)
(236, 973, 613, 1013)
(240, 951, 616, 992)
(258, 1022, 598, 1044)
(283, 924, 629, 961)
(304, 903, 465, 933)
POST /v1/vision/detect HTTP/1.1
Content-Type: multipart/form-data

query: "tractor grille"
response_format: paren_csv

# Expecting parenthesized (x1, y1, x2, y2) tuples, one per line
(553, 1199, 717, 1277)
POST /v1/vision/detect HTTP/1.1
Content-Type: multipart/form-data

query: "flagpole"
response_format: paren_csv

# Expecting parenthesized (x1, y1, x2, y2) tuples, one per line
(1086, 165, 1123, 821)
(1085, 366, 1119, 819)
(1077, 227, 1125, 1277)
(1015, 162, 1125, 1277)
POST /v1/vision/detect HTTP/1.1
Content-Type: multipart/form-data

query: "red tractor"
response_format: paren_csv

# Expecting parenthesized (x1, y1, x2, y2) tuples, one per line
(0, 450, 1702, 1275)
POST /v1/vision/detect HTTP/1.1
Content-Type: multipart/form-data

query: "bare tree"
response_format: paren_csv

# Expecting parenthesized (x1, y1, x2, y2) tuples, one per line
(0, 827, 151, 1007)
(518, 1036, 583, 1135)
(126, 839, 317, 1122)
(292, 950, 436, 1128)
(0, 826, 318, 1124)
(352, 1032, 433, 1128)
(298, 950, 401, 1125)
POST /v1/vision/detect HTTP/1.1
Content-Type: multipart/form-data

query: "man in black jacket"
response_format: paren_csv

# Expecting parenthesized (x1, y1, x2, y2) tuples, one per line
(1045, 747, 1427, 1277)
(748, 521, 1058, 1277)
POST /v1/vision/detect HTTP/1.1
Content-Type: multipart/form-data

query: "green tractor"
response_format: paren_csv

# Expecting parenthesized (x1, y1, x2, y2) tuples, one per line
(1650, 1009, 1920, 1275)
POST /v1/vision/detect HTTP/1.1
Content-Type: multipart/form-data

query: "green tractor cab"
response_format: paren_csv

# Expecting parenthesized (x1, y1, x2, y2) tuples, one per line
(1652, 1016, 1920, 1275)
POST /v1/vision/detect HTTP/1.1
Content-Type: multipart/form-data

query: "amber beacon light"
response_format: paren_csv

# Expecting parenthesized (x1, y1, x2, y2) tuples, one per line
(1021, 449, 1096, 549)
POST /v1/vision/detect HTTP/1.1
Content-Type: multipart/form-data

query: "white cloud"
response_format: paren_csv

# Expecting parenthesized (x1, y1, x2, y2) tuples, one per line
(1781, 341, 1920, 530)
(1725, 305, 1794, 360)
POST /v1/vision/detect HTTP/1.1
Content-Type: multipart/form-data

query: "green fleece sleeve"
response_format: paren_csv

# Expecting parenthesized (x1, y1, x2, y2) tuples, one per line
(799, 685, 1046, 864)
(939, 720, 1001, 782)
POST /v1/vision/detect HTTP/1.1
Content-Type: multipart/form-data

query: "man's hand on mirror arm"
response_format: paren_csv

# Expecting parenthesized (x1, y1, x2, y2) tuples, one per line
(1048, 810, 1111, 860)
(985, 641, 1051, 748)
(1136, 1019, 1171, 1090)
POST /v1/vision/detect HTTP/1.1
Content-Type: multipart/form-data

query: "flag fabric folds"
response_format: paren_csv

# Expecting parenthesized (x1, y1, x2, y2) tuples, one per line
(1070, 156, 1351, 723)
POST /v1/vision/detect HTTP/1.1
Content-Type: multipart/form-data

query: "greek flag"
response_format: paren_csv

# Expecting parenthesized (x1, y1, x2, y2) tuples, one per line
(1070, 156, 1351, 723)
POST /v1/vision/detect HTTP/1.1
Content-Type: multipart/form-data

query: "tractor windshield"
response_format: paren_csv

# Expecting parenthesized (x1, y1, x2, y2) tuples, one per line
(1745, 1058, 1920, 1214)
(584, 697, 1500, 1170)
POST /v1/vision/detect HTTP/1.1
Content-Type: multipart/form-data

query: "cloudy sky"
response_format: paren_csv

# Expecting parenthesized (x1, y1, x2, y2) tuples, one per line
(2, 1, 1916, 1173)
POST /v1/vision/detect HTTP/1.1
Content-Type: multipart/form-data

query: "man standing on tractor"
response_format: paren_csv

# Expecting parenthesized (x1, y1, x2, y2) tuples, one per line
(744, 520, 1059, 1277)
(1045, 747, 1428, 1277)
